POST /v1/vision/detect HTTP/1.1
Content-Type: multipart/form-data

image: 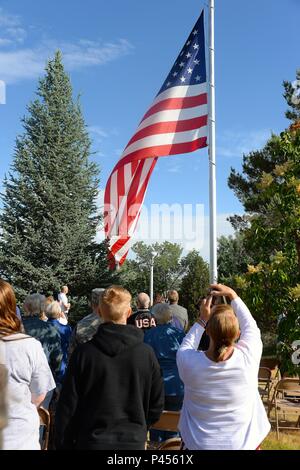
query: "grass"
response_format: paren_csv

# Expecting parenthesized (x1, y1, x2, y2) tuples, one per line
(261, 401, 300, 450)
(261, 431, 300, 450)
(148, 430, 300, 450)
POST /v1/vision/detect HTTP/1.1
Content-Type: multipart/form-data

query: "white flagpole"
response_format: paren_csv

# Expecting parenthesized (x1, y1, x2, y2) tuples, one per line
(208, 0, 218, 283)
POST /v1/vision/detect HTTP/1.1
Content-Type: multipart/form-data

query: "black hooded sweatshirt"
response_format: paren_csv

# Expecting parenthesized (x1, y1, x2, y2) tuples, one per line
(55, 322, 164, 450)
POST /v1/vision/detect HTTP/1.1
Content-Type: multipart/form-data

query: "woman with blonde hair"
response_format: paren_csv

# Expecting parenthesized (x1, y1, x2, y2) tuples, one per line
(176, 284, 270, 450)
(0, 279, 55, 449)
(22, 293, 63, 385)
(46, 301, 72, 383)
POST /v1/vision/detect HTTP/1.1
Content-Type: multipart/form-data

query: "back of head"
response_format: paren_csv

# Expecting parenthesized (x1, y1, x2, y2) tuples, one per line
(153, 303, 172, 325)
(153, 293, 163, 305)
(100, 285, 132, 322)
(206, 304, 240, 362)
(0, 279, 21, 335)
(23, 293, 46, 318)
(45, 295, 54, 305)
(91, 288, 105, 310)
(46, 301, 61, 320)
(137, 292, 150, 310)
(168, 290, 179, 304)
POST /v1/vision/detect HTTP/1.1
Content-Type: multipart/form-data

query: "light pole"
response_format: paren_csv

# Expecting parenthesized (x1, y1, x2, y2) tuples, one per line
(150, 251, 158, 306)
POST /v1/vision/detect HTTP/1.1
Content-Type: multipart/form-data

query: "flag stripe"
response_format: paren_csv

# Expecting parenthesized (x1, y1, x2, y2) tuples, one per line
(122, 126, 207, 159)
(117, 164, 125, 196)
(109, 171, 118, 236)
(131, 160, 139, 176)
(117, 160, 147, 235)
(141, 93, 207, 121)
(108, 157, 157, 239)
(112, 161, 157, 259)
(119, 158, 156, 236)
(124, 162, 132, 194)
(104, 176, 111, 233)
(126, 115, 207, 148)
(150, 83, 207, 106)
(135, 103, 208, 133)
(112, 136, 207, 173)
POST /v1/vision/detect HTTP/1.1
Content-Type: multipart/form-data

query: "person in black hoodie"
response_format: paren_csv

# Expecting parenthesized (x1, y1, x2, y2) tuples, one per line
(55, 285, 164, 450)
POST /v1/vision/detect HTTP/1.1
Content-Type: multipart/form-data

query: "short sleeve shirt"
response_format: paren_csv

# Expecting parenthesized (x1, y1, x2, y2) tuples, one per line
(2, 335, 55, 450)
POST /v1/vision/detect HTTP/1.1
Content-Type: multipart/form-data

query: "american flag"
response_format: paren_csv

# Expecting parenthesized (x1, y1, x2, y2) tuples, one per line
(104, 11, 208, 268)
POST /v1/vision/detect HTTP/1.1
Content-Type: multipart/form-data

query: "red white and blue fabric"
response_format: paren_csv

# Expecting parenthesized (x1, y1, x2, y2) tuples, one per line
(104, 11, 208, 268)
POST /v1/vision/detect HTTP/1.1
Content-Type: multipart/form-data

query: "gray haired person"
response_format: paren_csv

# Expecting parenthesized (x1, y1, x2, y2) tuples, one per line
(22, 293, 63, 410)
(68, 288, 105, 356)
(167, 290, 189, 332)
(22, 293, 63, 386)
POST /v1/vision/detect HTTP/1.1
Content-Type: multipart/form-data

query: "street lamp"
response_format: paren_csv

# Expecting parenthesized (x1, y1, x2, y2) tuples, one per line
(150, 251, 158, 307)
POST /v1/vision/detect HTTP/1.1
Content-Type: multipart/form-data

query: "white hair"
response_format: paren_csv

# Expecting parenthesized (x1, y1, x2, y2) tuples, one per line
(46, 301, 62, 319)
(23, 293, 46, 317)
(152, 303, 172, 325)
(91, 288, 105, 308)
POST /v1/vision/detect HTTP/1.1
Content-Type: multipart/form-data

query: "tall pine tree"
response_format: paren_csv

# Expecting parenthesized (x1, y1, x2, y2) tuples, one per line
(0, 51, 112, 300)
(228, 70, 300, 219)
(226, 71, 300, 371)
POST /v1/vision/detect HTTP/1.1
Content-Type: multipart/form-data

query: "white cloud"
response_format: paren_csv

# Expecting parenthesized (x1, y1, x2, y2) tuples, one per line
(0, 9, 26, 44)
(0, 9, 134, 83)
(218, 129, 271, 158)
(88, 127, 121, 159)
(167, 165, 181, 173)
(88, 126, 109, 140)
(0, 49, 44, 82)
(63, 39, 133, 69)
(0, 38, 13, 47)
(0, 9, 21, 28)
(0, 39, 134, 84)
(5, 27, 27, 43)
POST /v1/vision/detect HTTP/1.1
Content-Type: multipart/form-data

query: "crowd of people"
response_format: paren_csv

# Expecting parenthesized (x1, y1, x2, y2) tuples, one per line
(0, 278, 271, 450)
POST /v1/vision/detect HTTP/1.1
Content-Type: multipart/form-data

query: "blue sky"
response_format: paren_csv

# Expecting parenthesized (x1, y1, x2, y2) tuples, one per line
(0, 0, 299, 258)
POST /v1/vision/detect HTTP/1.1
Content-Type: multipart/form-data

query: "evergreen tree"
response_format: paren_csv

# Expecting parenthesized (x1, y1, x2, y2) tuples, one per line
(228, 134, 288, 218)
(179, 250, 209, 324)
(217, 234, 253, 284)
(119, 241, 184, 298)
(0, 51, 113, 300)
(228, 70, 300, 222)
(227, 71, 300, 372)
(283, 69, 300, 123)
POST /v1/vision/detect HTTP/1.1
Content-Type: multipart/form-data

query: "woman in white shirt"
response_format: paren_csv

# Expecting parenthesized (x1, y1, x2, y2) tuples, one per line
(0, 279, 56, 450)
(176, 284, 271, 450)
